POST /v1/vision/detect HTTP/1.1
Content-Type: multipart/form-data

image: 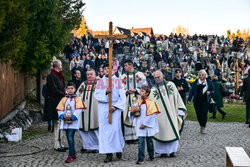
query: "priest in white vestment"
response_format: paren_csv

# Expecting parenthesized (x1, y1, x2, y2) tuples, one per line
(150, 70, 187, 158)
(76, 70, 99, 153)
(120, 60, 147, 143)
(94, 63, 126, 162)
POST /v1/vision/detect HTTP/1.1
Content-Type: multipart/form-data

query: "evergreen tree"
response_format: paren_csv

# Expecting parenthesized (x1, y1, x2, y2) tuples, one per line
(0, 0, 28, 69)
(0, 0, 85, 74)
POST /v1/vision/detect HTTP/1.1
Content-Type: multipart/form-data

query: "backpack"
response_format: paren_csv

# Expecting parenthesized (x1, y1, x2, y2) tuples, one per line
(42, 84, 47, 98)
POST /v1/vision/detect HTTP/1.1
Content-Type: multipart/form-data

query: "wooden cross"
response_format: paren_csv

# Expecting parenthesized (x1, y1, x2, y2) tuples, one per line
(94, 22, 127, 124)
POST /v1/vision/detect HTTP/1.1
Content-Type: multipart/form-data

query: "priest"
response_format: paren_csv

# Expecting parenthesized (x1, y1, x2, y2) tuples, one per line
(76, 69, 99, 153)
(150, 70, 187, 158)
(120, 60, 147, 143)
(94, 63, 126, 162)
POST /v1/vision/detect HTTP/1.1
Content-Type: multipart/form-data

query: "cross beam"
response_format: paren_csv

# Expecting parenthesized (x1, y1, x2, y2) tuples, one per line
(94, 22, 127, 124)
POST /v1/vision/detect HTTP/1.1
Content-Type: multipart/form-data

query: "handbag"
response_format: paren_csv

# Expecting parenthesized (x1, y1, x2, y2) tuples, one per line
(219, 84, 228, 97)
(209, 98, 216, 113)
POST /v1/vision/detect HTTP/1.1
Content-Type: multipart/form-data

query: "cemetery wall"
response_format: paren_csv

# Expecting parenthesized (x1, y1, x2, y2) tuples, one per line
(0, 60, 36, 120)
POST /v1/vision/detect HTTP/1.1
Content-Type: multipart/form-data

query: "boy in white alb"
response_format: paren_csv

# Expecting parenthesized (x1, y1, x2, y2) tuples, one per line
(57, 82, 86, 163)
(129, 85, 160, 164)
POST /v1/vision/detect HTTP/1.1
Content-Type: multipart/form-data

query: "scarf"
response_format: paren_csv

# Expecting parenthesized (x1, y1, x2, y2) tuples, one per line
(198, 79, 208, 94)
(51, 69, 64, 87)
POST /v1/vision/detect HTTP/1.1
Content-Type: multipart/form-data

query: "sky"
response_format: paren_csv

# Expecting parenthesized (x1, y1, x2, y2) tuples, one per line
(83, 0, 250, 36)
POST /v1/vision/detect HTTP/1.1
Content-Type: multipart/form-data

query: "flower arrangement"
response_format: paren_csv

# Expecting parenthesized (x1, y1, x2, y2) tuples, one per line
(184, 72, 197, 84)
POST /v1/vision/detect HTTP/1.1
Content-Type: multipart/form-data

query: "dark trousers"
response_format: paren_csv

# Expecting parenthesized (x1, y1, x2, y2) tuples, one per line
(65, 129, 76, 156)
(194, 102, 208, 127)
(246, 101, 250, 122)
(212, 107, 226, 117)
(138, 136, 154, 160)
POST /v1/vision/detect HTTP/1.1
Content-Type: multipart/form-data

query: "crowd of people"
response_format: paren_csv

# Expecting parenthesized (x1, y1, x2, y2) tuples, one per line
(43, 32, 249, 164)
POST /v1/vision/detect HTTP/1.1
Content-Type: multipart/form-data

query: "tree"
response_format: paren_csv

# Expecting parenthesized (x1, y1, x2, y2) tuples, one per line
(22, 0, 85, 74)
(172, 25, 189, 35)
(227, 29, 231, 39)
(226, 29, 250, 41)
(0, 0, 85, 74)
(73, 16, 88, 37)
(236, 29, 241, 38)
(0, 1, 28, 69)
(241, 28, 250, 41)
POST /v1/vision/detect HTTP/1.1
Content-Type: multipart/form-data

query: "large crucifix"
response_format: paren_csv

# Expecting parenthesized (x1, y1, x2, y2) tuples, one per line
(94, 22, 127, 124)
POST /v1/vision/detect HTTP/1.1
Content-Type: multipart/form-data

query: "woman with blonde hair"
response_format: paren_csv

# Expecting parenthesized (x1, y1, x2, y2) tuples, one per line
(188, 70, 214, 134)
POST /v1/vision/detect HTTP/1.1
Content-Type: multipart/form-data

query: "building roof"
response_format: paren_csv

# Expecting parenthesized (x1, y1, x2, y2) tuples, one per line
(114, 26, 131, 36)
(130, 27, 153, 36)
(89, 26, 154, 37)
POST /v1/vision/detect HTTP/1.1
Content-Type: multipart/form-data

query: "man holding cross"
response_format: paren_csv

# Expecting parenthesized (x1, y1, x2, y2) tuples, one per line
(94, 63, 126, 162)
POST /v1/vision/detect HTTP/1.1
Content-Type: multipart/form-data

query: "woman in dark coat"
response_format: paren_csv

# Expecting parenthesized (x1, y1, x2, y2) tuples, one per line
(188, 70, 214, 134)
(211, 75, 226, 119)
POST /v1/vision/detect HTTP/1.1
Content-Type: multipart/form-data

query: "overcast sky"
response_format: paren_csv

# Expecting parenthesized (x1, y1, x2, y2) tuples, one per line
(83, 0, 250, 35)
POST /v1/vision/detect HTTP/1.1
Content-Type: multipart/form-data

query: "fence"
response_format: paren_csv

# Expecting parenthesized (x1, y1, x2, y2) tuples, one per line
(0, 60, 36, 120)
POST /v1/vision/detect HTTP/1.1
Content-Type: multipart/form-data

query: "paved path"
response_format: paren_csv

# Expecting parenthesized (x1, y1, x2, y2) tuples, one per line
(0, 121, 249, 167)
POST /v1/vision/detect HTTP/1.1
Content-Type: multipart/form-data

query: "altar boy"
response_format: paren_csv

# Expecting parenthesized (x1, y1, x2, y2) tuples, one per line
(57, 82, 86, 163)
(129, 85, 160, 164)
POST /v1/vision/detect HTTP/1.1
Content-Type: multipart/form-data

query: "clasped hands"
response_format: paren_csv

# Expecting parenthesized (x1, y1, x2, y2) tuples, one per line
(140, 124, 146, 129)
(64, 114, 71, 120)
(130, 106, 140, 115)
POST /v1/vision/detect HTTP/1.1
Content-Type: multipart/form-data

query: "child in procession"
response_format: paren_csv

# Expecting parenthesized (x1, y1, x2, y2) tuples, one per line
(56, 82, 86, 163)
(129, 85, 160, 164)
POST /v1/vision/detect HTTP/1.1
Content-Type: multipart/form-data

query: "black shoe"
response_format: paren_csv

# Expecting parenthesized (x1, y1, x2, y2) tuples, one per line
(169, 152, 176, 158)
(85, 149, 98, 153)
(80, 148, 87, 153)
(210, 116, 216, 119)
(48, 125, 52, 132)
(245, 121, 249, 124)
(160, 154, 168, 158)
(149, 156, 154, 161)
(104, 154, 113, 163)
(54, 147, 67, 152)
(136, 159, 144, 164)
(116, 152, 122, 159)
(126, 140, 138, 144)
(222, 113, 226, 120)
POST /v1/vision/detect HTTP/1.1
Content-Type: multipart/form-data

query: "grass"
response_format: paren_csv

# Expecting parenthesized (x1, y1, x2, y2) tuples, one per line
(22, 128, 48, 140)
(186, 103, 246, 122)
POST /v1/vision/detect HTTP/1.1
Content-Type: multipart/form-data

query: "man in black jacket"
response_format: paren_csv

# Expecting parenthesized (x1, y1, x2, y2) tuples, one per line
(172, 68, 190, 105)
(241, 68, 250, 125)
(69, 70, 83, 90)
(44, 60, 67, 152)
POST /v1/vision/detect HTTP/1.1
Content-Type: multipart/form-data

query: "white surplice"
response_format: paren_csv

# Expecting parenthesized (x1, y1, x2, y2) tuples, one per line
(94, 75, 126, 154)
(57, 98, 82, 130)
(78, 130, 99, 150)
(128, 104, 159, 137)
